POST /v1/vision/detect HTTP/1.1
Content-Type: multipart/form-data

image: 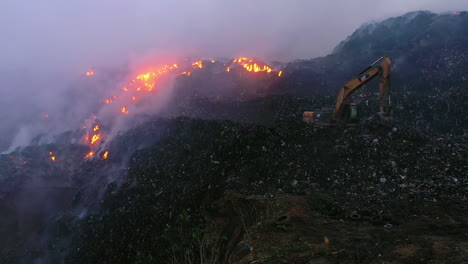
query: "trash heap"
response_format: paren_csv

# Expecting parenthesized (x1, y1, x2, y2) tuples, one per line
(69, 116, 467, 263)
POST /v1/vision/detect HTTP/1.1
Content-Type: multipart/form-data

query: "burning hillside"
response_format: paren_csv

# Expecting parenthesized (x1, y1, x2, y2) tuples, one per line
(71, 57, 284, 162)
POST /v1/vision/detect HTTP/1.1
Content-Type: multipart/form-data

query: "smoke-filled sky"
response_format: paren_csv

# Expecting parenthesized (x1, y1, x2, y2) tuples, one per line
(1, 0, 467, 71)
(0, 0, 467, 151)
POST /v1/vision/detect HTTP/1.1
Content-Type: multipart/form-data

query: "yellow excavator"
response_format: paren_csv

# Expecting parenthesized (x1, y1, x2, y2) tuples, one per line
(303, 56, 392, 125)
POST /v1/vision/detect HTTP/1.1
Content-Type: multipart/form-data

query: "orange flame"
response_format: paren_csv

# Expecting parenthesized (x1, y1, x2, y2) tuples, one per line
(192, 61, 203, 69)
(91, 134, 101, 145)
(80, 57, 283, 160)
(49, 152, 56, 162)
(230, 57, 281, 75)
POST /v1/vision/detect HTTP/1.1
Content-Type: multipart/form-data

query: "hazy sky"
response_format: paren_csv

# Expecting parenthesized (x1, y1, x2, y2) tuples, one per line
(1, 0, 467, 72)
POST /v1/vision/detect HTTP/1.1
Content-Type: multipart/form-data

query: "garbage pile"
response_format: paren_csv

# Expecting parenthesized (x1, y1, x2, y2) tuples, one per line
(68, 115, 467, 263)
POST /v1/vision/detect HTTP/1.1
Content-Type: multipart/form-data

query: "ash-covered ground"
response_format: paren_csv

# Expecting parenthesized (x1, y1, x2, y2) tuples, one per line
(1, 10, 468, 264)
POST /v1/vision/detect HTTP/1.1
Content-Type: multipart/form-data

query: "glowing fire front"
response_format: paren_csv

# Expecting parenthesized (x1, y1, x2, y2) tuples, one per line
(228, 57, 282, 76)
(79, 57, 283, 160)
(90, 57, 281, 120)
(84, 151, 95, 159)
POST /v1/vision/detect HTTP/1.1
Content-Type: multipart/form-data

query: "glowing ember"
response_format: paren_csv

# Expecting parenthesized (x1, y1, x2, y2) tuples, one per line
(136, 73, 155, 90)
(226, 67, 231, 72)
(86, 70, 95, 76)
(49, 152, 56, 162)
(83, 120, 104, 151)
(278, 71, 283, 77)
(91, 134, 101, 145)
(84, 151, 95, 159)
(102, 151, 109, 160)
(192, 61, 203, 69)
(121, 107, 129, 114)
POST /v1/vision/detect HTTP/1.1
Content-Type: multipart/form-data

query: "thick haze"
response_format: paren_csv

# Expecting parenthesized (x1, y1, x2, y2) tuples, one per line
(0, 0, 467, 151)
(2, 0, 467, 69)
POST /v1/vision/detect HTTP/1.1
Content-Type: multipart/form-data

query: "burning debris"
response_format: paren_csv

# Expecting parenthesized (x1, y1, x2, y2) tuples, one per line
(84, 151, 95, 159)
(101, 150, 109, 160)
(76, 57, 283, 160)
(49, 151, 56, 162)
(85, 69, 95, 76)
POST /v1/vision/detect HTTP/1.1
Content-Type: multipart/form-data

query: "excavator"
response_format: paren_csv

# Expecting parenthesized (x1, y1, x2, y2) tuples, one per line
(303, 56, 392, 125)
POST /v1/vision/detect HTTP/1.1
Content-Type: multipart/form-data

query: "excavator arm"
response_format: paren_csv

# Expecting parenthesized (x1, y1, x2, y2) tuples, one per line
(303, 56, 392, 125)
(333, 56, 391, 121)
(378, 56, 391, 115)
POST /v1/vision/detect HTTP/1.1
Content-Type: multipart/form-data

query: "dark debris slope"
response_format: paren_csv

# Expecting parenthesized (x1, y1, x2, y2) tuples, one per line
(69, 117, 467, 263)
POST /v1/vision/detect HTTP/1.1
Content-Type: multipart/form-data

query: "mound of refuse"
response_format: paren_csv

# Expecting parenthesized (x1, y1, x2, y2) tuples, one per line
(68, 116, 467, 263)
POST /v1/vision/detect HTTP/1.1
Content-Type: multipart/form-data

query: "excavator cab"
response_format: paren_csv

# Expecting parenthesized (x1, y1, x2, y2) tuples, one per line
(303, 56, 391, 126)
(343, 103, 359, 123)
